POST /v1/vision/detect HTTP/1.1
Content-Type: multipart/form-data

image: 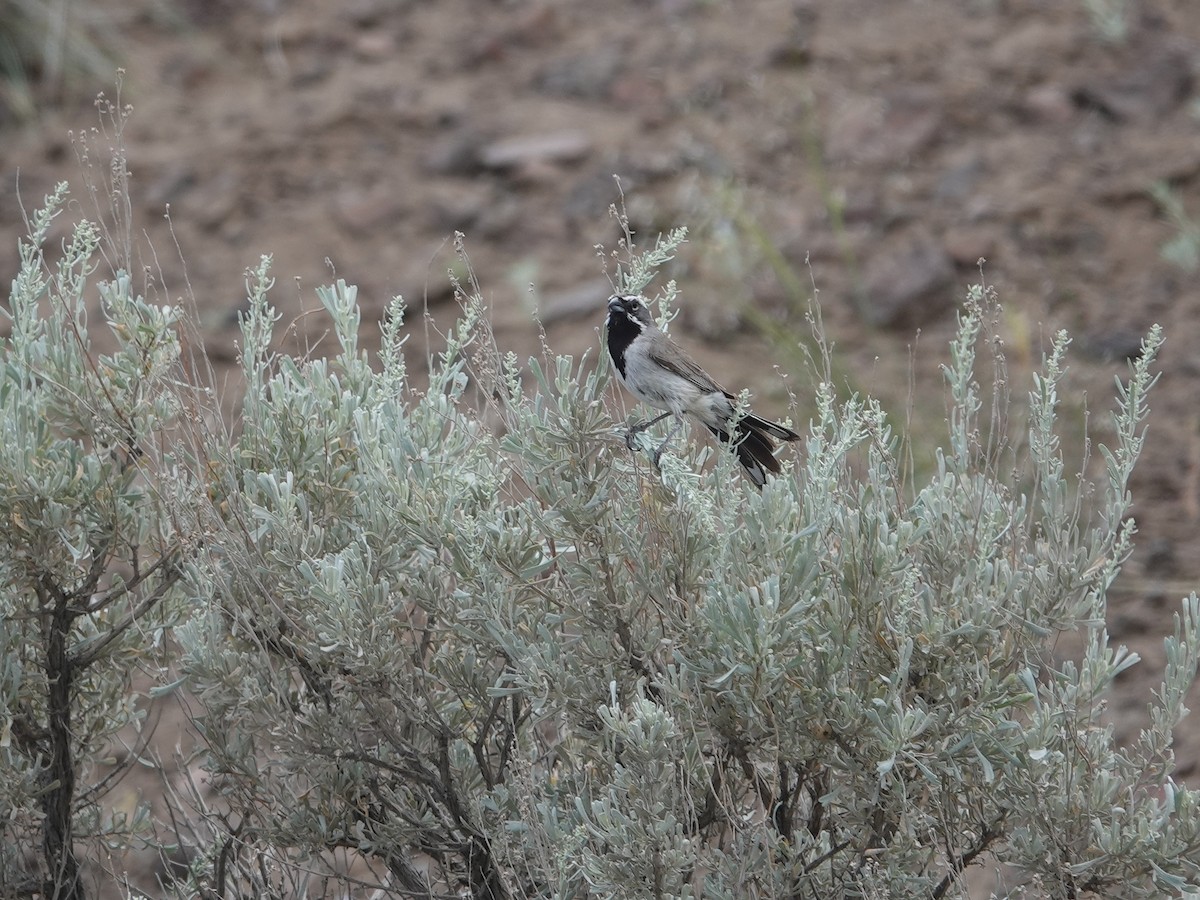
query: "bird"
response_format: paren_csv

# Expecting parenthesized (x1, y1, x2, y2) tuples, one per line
(605, 293, 799, 487)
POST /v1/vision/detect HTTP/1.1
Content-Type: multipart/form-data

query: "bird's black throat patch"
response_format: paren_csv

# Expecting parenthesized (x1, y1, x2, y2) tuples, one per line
(605, 311, 642, 380)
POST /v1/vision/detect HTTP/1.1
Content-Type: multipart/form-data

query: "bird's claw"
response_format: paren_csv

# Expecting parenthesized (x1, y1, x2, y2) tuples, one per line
(622, 417, 673, 471)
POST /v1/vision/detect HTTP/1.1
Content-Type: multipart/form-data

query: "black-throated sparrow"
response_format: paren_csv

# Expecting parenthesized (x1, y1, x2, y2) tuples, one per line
(605, 294, 799, 487)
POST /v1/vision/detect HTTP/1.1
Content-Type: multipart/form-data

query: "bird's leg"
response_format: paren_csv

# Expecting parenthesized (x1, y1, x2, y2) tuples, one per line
(625, 411, 672, 451)
(652, 418, 685, 469)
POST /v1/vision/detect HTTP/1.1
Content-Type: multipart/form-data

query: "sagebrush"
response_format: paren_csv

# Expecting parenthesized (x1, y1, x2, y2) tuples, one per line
(3, 182, 1199, 900)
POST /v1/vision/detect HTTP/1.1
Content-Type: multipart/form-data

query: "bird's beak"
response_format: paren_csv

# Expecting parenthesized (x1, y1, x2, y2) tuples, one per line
(607, 296, 625, 313)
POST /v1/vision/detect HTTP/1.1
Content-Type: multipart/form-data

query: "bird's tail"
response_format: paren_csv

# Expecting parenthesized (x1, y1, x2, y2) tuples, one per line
(741, 413, 800, 444)
(708, 415, 799, 488)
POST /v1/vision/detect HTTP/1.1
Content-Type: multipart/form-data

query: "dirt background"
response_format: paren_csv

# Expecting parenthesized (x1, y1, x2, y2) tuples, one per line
(4, 0, 1200, 893)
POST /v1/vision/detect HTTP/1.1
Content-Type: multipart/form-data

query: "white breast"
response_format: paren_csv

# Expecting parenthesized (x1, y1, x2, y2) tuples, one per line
(620, 340, 732, 428)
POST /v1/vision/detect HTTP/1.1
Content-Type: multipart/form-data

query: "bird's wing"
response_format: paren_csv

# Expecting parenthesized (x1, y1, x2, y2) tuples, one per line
(647, 339, 724, 393)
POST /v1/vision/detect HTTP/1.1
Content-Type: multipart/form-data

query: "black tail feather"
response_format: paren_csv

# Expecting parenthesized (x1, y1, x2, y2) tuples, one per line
(707, 418, 795, 488)
(740, 412, 800, 443)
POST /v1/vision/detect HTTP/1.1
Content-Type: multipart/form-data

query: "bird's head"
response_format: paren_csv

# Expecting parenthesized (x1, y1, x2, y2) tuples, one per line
(606, 294, 654, 327)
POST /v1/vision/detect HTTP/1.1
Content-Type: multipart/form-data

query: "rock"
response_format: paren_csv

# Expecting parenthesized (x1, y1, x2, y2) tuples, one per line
(479, 130, 592, 171)
(144, 163, 197, 211)
(1072, 38, 1194, 122)
(839, 185, 881, 224)
(684, 294, 744, 343)
(473, 194, 524, 241)
(1089, 138, 1200, 203)
(563, 169, 628, 226)
(860, 229, 955, 329)
(354, 32, 396, 61)
(1110, 610, 1151, 638)
(333, 186, 404, 235)
(191, 171, 242, 231)
(538, 279, 611, 326)
(427, 184, 491, 233)
(535, 49, 621, 99)
(609, 73, 670, 125)
(347, 0, 391, 28)
(424, 129, 486, 176)
(935, 155, 986, 201)
(1021, 85, 1075, 124)
(463, 5, 562, 66)
(1079, 328, 1146, 363)
(767, 0, 818, 67)
(397, 260, 457, 308)
(1142, 538, 1178, 577)
(989, 22, 1081, 81)
(826, 87, 943, 165)
(942, 227, 997, 267)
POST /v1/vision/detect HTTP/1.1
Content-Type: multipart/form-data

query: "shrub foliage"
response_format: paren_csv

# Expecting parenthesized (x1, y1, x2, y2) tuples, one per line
(1, 185, 196, 898)
(3, 188, 1200, 899)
